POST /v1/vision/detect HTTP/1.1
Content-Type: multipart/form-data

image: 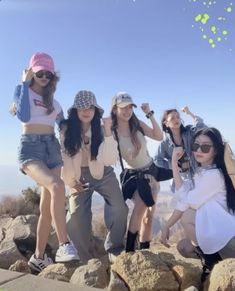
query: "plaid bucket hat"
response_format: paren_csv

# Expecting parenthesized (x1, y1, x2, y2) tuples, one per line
(70, 90, 104, 117)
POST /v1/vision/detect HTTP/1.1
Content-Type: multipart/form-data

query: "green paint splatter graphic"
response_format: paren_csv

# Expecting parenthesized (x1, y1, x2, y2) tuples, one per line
(189, 0, 234, 50)
(211, 25, 216, 33)
(201, 13, 210, 24)
(195, 14, 202, 21)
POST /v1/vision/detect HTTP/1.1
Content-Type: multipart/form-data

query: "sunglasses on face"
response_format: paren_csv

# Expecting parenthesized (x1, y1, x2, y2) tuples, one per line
(191, 143, 213, 154)
(35, 70, 54, 80)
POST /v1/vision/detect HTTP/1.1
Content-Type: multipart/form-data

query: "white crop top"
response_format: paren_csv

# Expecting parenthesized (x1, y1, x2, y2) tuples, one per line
(119, 131, 152, 169)
(22, 88, 62, 126)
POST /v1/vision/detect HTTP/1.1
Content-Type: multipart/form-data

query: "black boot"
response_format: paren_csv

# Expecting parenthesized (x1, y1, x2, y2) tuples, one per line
(139, 241, 150, 250)
(201, 252, 222, 283)
(126, 231, 138, 252)
(195, 247, 222, 283)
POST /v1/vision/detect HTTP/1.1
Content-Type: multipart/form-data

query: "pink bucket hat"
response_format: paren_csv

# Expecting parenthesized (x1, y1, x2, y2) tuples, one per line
(29, 52, 55, 73)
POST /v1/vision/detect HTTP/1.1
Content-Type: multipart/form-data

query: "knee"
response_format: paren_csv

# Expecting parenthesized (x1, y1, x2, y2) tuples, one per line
(177, 238, 195, 258)
(49, 178, 65, 198)
(142, 210, 154, 225)
(69, 205, 92, 226)
(109, 200, 128, 218)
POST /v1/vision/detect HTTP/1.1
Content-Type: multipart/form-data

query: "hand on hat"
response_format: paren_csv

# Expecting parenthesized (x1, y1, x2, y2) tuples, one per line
(22, 68, 34, 82)
(141, 103, 151, 114)
(102, 117, 112, 137)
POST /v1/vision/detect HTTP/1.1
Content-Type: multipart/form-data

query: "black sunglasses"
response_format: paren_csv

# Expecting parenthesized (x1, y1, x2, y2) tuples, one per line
(191, 143, 213, 154)
(35, 70, 54, 80)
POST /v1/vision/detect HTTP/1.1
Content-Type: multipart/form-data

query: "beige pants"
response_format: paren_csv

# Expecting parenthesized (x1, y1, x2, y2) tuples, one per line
(177, 208, 235, 259)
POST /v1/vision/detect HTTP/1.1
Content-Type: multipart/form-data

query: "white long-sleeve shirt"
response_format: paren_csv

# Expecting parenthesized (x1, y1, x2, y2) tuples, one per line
(175, 168, 235, 254)
(60, 127, 118, 187)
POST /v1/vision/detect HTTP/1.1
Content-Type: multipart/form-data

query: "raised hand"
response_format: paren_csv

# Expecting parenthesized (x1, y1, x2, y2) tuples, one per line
(172, 146, 184, 163)
(141, 103, 151, 114)
(181, 106, 190, 115)
(102, 116, 112, 136)
(22, 68, 34, 82)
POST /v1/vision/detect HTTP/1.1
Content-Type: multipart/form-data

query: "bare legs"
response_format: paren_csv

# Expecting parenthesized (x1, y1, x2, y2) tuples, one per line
(177, 208, 198, 258)
(139, 178, 159, 244)
(24, 161, 68, 258)
(139, 199, 157, 243)
(180, 208, 197, 245)
(126, 177, 159, 251)
(35, 187, 51, 258)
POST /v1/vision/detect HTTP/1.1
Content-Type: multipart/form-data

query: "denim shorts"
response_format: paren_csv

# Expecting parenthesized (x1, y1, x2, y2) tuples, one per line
(18, 134, 63, 172)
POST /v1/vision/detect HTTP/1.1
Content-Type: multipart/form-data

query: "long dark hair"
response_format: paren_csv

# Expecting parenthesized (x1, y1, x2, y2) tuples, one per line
(161, 109, 186, 143)
(193, 127, 235, 213)
(111, 105, 144, 155)
(60, 107, 103, 160)
(30, 73, 59, 114)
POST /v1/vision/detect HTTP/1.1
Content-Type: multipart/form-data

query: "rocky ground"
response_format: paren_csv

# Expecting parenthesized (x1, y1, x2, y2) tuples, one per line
(1, 190, 235, 291)
(1, 213, 235, 290)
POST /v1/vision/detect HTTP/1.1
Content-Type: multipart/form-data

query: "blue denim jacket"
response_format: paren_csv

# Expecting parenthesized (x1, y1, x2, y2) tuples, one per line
(155, 116, 206, 174)
(13, 81, 64, 126)
(13, 81, 31, 122)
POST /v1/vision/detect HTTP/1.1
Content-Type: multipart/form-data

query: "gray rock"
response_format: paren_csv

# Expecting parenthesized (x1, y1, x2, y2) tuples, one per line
(39, 261, 81, 282)
(112, 250, 179, 291)
(70, 258, 109, 288)
(108, 270, 128, 291)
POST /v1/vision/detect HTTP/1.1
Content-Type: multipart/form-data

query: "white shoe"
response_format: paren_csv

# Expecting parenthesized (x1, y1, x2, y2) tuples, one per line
(28, 253, 53, 272)
(55, 242, 80, 262)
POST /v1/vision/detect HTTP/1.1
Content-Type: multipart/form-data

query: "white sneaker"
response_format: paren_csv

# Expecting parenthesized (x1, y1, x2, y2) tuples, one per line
(28, 253, 53, 272)
(55, 242, 80, 262)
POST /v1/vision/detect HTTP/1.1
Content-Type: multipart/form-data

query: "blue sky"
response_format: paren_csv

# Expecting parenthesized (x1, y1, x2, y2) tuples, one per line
(0, 0, 234, 195)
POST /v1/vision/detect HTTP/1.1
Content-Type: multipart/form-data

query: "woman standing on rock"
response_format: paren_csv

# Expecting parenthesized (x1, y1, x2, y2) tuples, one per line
(60, 90, 128, 263)
(12, 52, 79, 272)
(110, 92, 172, 252)
(155, 106, 206, 179)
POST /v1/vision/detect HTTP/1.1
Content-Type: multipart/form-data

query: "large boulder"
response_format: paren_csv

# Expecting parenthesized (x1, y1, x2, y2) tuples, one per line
(0, 215, 38, 268)
(70, 258, 109, 288)
(112, 250, 179, 291)
(208, 258, 235, 291)
(9, 259, 31, 273)
(39, 261, 81, 282)
(12, 215, 38, 257)
(108, 270, 129, 291)
(172, 263, 201, 290)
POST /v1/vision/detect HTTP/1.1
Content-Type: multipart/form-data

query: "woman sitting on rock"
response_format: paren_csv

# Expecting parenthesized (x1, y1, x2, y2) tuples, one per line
(161, 127, 235, 282)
